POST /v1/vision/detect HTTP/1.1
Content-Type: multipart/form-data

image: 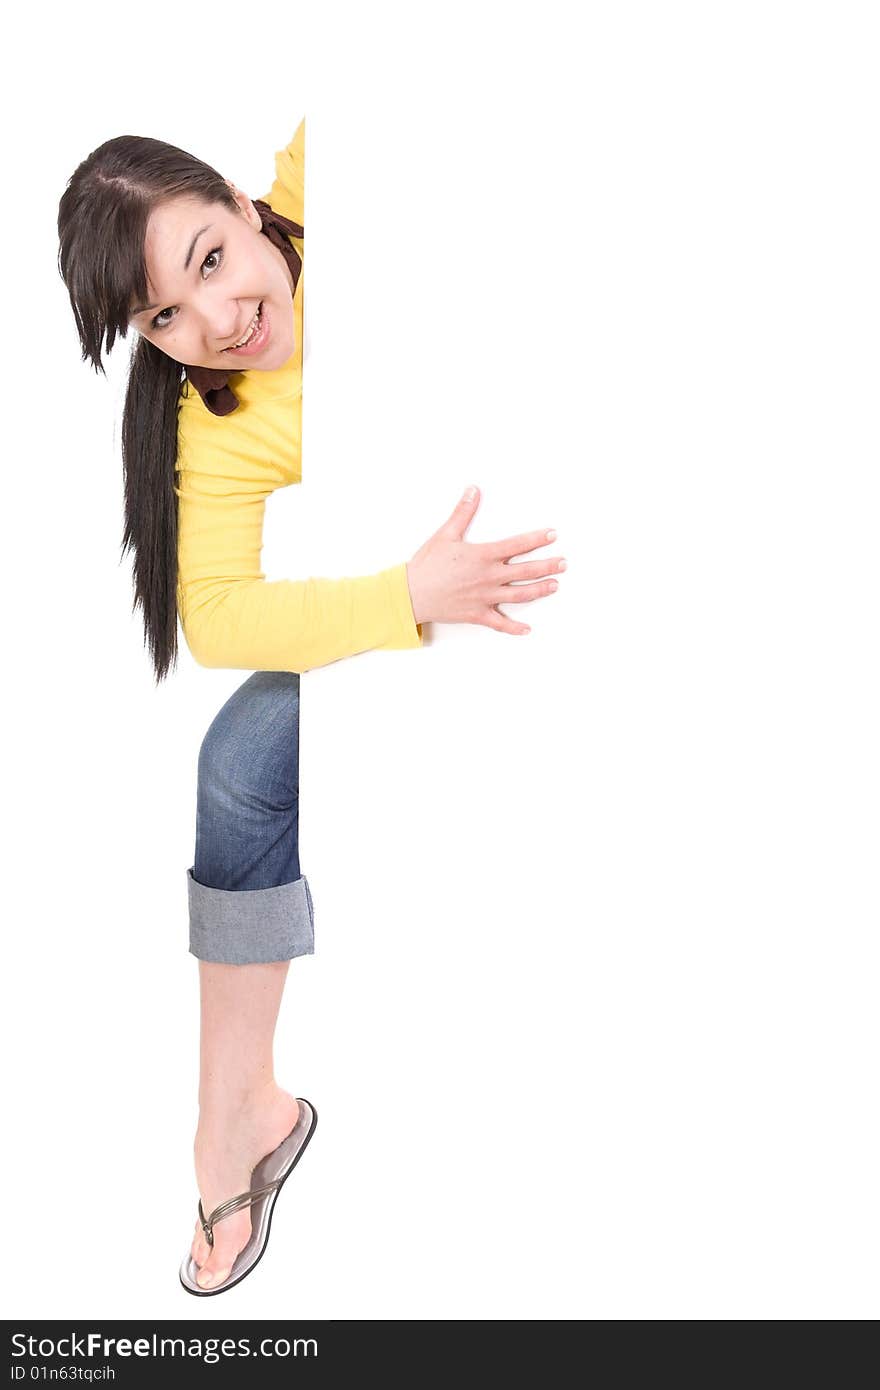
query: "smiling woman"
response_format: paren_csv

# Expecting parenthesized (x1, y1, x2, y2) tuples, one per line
(54, 125, 288, 680)
(54, 117, 425, 1298)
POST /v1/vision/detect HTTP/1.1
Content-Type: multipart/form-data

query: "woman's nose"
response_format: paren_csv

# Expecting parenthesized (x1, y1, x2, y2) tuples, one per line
(212, 323, 239, 350)
(205, 305, 244, 348)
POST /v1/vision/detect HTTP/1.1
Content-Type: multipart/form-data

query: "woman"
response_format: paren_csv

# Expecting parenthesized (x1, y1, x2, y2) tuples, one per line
(56, 117, 565, 1296)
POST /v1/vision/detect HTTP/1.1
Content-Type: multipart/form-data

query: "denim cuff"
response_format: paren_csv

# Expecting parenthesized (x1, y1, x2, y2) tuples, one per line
(187, 867, 315, 964)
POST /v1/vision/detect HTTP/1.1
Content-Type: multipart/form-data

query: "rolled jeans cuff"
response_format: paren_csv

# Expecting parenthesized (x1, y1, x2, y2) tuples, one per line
(186, 867, 315, 964)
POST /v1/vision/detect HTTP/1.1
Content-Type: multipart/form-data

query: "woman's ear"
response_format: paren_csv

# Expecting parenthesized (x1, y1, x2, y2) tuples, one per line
(225, 181, 261, 229)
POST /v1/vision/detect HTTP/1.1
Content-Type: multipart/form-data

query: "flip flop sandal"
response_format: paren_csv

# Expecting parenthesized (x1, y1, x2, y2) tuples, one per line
(179, 1097, 318, 1296)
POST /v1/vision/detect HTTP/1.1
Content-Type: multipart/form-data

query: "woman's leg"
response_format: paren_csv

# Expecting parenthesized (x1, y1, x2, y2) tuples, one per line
(191, 959, 299, 1287)
(185, 671, 313, 1288)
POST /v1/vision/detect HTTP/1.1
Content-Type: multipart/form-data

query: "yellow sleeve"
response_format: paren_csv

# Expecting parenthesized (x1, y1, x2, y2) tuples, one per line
(175, 468, 423, 673)
(257, 116, 305, 224)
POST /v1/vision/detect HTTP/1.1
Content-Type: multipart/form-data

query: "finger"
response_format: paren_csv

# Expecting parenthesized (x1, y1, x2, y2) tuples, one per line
(492, 578, 559, 604)
(482, 606, 531, 635)
(483, 528, 557, 562)
(496, 555, 565, 581)
(440, 485, 481, 541)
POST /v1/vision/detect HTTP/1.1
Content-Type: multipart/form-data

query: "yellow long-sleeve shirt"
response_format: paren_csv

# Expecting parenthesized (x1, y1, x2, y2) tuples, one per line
(174, 117, 423, 672)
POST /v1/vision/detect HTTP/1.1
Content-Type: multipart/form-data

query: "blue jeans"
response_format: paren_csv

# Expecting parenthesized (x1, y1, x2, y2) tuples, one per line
(186, 671, 315, 965)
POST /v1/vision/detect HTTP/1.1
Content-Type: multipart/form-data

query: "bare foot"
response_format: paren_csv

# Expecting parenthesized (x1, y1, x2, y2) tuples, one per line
(190, 1086, 299, 1288)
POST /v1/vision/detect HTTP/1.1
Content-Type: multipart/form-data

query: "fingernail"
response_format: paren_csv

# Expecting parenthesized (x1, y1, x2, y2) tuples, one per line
(546, 529, 557, 541)
(464, 485, 477, 500)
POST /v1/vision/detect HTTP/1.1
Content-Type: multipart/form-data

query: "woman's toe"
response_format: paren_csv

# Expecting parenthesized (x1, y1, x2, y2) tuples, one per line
(196, 1261, 231, 1289)
(191, 1220, 210, 1268)
(194, 1212, 250, 1289)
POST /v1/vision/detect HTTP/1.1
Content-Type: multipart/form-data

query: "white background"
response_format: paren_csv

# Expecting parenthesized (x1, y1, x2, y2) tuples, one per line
(2, 0, 877, 1320)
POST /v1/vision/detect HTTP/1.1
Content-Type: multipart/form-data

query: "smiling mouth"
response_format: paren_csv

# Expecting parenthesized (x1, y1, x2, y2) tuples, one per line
(222, 302, 263, 352)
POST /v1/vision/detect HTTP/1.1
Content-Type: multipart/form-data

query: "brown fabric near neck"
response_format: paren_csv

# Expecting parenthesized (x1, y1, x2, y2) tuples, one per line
(182, 200, 303, 417)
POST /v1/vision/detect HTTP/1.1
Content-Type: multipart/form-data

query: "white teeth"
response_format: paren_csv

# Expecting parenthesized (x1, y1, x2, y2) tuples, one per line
(228, 304, 261, 349)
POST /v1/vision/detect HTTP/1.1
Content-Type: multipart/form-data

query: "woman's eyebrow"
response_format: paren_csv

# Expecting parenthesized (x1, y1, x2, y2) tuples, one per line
(132, 224, 215, 317)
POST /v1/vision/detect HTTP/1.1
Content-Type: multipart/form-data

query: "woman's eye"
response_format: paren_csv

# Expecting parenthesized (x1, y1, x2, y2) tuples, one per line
(152, 247, 224, 331)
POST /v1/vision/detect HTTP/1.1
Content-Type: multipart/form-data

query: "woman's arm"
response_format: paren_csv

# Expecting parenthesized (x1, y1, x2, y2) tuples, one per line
(259, 117, 305, 223)
(175, 471, 421, 672)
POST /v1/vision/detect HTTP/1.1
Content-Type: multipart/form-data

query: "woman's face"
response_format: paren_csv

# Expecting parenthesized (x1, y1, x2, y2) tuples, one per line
(129, 183, 295, 371)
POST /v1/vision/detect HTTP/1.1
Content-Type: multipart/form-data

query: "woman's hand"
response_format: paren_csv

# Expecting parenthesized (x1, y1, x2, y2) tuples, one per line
(405, 486, 565, 635)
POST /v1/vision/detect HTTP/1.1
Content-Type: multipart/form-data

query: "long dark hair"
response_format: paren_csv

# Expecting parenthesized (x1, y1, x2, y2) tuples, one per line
(56, 135, 245, 684)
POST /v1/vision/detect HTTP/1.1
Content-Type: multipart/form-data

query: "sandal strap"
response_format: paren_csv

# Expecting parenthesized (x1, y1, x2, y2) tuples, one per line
(198, 1180, 282, 1246)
